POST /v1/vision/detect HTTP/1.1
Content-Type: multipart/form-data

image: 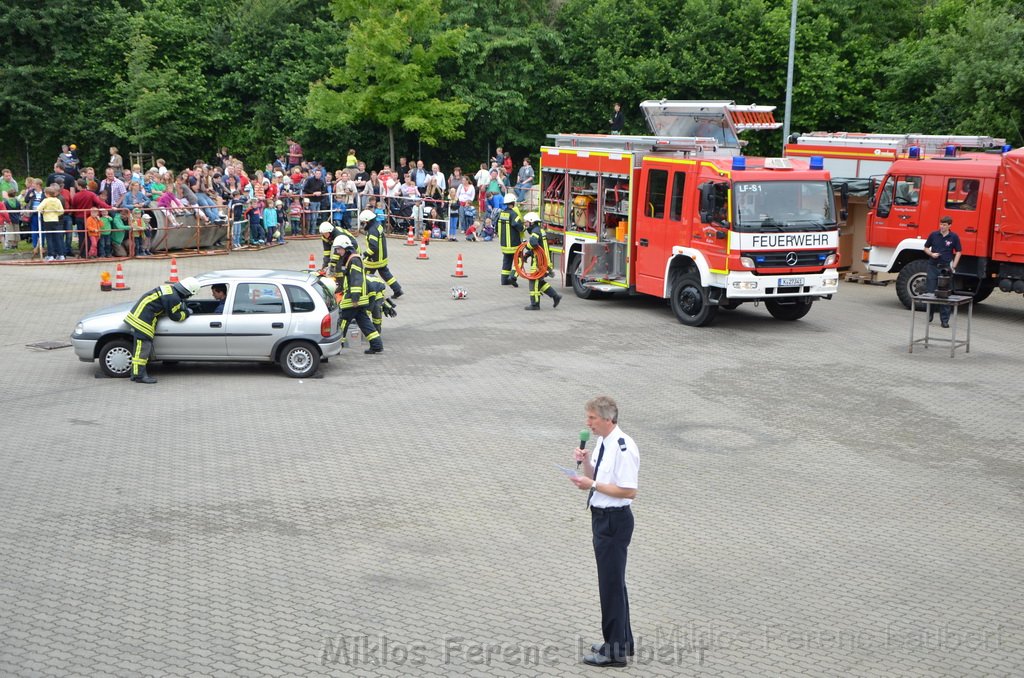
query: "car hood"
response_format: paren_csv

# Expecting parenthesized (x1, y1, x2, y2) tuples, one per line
(75, 301, 133, 334)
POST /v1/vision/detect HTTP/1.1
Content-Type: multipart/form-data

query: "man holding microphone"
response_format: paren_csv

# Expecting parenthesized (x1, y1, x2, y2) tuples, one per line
(569, 396, 640, 668)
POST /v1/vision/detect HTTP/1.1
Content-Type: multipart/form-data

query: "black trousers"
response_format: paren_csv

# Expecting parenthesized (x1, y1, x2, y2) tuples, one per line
(500, 252, 518, 285)
(592, 505, 634, 659)
(926, 262, 952, 322)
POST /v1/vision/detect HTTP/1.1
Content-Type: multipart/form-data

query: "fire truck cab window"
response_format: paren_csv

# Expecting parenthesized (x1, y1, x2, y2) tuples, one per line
(669, 172, 686, 221)
(646, 169, 668, 218)
(893, 176, 922, 206)
(946, 178, 979, 211)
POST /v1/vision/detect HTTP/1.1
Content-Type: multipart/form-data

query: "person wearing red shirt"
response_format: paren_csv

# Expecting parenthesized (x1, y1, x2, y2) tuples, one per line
(69, 179, 112, 257)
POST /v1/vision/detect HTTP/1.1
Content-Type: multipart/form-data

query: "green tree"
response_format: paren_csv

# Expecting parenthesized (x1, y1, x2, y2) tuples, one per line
(306, 0, 469, 167)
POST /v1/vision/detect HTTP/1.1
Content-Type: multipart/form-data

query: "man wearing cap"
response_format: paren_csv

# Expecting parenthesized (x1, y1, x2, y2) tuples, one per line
(924, 215, 962, 328)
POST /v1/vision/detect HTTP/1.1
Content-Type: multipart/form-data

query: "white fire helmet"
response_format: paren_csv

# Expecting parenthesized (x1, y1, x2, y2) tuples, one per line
(332, 234, 354, 250)
(359, 209, 377, 224)
(318, 221, 334, 235)
(503, 192, 517, 205)
(523, 211, 541, 223)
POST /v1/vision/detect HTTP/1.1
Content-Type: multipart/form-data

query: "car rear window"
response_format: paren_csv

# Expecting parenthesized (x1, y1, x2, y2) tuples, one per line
(312, 279, 338, 310)
(285, 285, 315, 313)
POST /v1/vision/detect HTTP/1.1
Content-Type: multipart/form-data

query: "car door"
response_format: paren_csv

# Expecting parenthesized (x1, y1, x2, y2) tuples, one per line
(225, 281, 290, 358)
(153, 283, 228, 358)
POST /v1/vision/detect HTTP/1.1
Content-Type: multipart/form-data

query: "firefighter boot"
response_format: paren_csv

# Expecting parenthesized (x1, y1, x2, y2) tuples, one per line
(134, 366, 157, 384)
(524, 302, 540, 311)
(549, 289, 562, 308)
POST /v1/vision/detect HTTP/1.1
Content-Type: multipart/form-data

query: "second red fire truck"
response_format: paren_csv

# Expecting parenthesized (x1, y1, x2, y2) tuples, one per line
(539, 101, 842, 326)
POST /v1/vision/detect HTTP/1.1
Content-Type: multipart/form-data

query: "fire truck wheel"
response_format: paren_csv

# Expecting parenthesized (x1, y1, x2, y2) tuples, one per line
(670, 274, 719, 327)
(895, 259, 930, 310)
(971, 280, 995, 304)
(569, 254, 608, 300)
(765, 299, 814, 321)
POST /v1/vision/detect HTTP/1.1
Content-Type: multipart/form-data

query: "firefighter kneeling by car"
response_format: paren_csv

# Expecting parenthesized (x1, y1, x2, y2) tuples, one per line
(329, 234, 383, 354)
(123, 276, 200, 383)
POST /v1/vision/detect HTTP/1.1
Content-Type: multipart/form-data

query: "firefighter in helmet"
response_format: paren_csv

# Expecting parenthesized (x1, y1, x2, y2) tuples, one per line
(123, 276, 200, 383)
(360, 209, 404, 298)
(496, 192, 524, 286)
(319, 220, 355, 270)
(522, 212, 562, 310)
(331, 234, 383, 354)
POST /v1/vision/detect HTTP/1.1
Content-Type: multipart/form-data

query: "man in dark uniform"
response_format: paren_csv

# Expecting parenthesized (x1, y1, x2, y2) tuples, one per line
(496, 192, 524, 287)
(924, 215, 962, 328)
(331, 234, 383, 354)
(522, 211, 562, 310)
(123, 276, 199, 383)
(360, 209, 404, 298)
(570, 396, 640, 668)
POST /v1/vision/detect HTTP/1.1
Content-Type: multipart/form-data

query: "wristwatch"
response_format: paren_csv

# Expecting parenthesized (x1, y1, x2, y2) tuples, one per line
(591, 481, 599, 492)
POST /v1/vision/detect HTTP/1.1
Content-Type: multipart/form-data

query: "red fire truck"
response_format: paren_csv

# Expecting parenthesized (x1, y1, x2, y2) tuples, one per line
(539, 101, 842, 326)
(786, 132, 1022, 308)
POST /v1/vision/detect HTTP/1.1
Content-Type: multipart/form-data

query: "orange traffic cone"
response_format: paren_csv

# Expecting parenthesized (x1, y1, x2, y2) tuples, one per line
(308, 253, 317, 271)
(404, 225, 415, 246)
(168, 258, 180, 283)
(451, 253, 468, 278)
(113, 263, 130, 291)
(417, 240, 429, 260)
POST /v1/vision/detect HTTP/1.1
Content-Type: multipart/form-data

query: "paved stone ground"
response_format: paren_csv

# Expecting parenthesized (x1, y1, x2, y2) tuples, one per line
(1, 239, 1022, 676)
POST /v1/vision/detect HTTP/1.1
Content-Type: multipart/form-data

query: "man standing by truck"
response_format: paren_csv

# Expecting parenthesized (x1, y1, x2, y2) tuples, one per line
(924, 216, 962, 328)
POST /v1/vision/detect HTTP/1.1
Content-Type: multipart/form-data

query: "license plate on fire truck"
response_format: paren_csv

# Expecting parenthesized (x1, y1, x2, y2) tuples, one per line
(778, 277, 804, 286)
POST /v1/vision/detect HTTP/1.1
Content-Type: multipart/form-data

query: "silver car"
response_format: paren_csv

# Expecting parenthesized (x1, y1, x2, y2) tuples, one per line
(72, 270, 343, 379)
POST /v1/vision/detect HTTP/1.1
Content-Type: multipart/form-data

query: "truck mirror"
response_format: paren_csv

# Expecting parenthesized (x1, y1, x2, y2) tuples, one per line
(867, 178, 878, 208)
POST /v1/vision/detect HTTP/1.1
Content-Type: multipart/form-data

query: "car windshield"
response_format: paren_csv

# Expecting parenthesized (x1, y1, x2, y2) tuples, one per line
(733, 180, 837, 232)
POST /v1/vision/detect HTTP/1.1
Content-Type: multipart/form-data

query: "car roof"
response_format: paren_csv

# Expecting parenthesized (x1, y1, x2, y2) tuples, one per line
(196, 270, 317, 284)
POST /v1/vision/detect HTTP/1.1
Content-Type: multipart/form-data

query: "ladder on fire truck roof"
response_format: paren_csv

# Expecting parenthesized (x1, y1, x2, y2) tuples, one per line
(791, 131, 1007, 155)
(547, 133, 721, 154)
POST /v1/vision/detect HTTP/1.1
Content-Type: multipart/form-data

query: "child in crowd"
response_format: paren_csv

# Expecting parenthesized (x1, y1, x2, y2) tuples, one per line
(228, 191, 246, 249)
(368, 197, 385, 226)
(263, 199, 282, 244)
(156, 158, 168, 176)
(288, 197, 303, 236)
(111, 209, 130, 257)
(98, 209, 113, 258)
(246, 199, 265, 245)
(481, 216, 495, 241)
(130, 208, 150, 256)
(85, 207, 102, 258)
(109, 147, 124, 175)
(465, 222, 478, 242)
(37, 185, 65, 261)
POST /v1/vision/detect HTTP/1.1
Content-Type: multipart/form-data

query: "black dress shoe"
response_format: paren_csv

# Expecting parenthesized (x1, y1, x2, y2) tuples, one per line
(591, 643, 634, 656)
(941, 321, 950, 328)
(582, 653, 626, 668)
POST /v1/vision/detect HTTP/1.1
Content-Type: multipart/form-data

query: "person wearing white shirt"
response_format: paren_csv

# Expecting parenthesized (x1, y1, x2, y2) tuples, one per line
(431, 163, 446, 192)
(571, 395, 639, 668)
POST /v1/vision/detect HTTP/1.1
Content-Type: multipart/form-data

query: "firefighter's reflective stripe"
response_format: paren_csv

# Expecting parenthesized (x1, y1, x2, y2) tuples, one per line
(363, 222, 389, 269)
(124, 284, 185, 338)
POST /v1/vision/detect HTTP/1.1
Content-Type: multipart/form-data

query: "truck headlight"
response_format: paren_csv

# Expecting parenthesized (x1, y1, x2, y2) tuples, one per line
(739, 256, 755, 269)
(823, 278, 838, 287)
(732, 281, 758, 290)
(824, 253, 838, 266)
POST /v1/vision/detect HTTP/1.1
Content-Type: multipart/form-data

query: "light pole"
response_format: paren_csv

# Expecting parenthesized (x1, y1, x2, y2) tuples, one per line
(782, 0, 798, 150)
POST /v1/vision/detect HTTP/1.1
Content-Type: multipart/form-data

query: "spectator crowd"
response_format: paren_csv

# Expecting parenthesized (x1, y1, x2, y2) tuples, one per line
(0, 141, 538, 260)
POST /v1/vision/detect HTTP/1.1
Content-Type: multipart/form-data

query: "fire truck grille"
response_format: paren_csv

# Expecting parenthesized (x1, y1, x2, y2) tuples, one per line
(744, 250, 832, 269)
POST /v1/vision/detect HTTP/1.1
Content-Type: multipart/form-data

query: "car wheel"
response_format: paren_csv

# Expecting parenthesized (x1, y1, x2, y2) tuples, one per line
(99, 337, 133, 378)
(280, 341, 320, 378)
(670, 273, 718, 326)
(765, 299, 814, 321)
(896, 259, 930, 310)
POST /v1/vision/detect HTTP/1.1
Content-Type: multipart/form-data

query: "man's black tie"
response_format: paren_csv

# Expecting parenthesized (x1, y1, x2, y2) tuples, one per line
(586, 441, 605, 509)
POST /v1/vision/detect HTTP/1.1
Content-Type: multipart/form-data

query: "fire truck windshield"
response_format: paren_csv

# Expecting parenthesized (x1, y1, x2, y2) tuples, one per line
(733, 180, 836, 233)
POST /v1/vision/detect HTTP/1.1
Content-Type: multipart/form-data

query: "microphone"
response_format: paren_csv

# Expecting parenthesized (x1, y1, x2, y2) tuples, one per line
(577, 429, 590, 470)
